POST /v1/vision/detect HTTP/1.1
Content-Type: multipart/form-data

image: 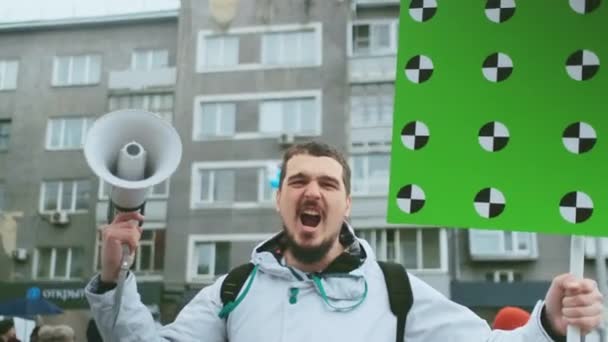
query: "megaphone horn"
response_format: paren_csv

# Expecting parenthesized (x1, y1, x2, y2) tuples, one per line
(84, 109, 183, 219)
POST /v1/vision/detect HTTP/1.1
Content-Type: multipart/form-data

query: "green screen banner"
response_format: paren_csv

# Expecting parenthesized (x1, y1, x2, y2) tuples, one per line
(388, 1, 606, 236)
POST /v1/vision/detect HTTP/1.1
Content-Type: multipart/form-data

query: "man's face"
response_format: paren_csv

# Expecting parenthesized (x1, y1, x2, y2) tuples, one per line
(276, 154, 351, 262)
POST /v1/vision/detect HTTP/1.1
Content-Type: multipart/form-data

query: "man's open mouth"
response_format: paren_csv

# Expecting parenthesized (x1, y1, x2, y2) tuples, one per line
(300, 210, 322, 227)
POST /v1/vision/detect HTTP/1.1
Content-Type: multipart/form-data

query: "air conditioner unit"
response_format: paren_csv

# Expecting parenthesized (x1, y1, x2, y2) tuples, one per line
(12, 248, 28, 262)
(278, 133, 295, 147)
(49, 211, 70, 226)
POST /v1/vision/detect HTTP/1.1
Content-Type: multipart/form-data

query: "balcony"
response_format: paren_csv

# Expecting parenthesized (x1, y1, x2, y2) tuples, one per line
(96, 200, 167, 227)
(351, 125, 392, 147)
(584, 237, 608, 258)
(468, 229, 539, 261)
(108, 67, 176, 91)
(349, 55, 397, 83)
(350, 198, 388, 229)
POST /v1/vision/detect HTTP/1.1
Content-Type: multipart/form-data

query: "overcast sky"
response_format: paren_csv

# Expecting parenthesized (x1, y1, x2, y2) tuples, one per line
(0, 0, 179, 23)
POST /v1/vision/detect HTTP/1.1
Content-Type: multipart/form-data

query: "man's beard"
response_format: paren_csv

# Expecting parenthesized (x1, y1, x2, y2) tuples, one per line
(283, 226, 337, 264)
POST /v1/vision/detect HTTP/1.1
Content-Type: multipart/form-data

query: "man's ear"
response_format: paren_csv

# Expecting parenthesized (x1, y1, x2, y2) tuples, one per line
(345, 195, 352, 217)
(275, 189, 281, 212)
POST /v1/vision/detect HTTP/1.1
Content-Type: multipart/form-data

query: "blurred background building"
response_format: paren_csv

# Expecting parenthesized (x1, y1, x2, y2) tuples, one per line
(0, 0, 605, 340)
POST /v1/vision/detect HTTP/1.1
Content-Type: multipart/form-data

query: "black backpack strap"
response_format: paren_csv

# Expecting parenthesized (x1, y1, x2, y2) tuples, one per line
(378, 261, 413, 342)
(220, 263, 255, 311)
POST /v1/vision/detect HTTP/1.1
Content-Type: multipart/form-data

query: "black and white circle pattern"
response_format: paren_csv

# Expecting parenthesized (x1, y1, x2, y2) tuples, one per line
(560, 191, 593, 223)
(482, 52, 513, 82)
(479, 121, 510, 152)
(405, 55, 434, 83)
(566, 49, 600, 81)
(401, 121, 430, 150)
(562, 122, 597, 154)
(409, 0, 438, 22)
(485, 0, 516, 23)
(569, 0, 602, 14)
(397, 184, 426, 214)
(474, 187, 506, 218)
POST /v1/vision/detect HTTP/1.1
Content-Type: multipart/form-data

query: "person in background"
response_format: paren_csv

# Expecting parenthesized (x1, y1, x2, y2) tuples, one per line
(37, 325, 75, 342)
(492, 306, 531, 331)
(0, 318, 19, 342)
(29, 325, 41, 342)
(86, 318, 103, 342)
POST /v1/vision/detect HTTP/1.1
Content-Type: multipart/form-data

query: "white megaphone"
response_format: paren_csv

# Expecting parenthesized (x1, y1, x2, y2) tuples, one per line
(84, 109, 182, 222)
(83, 109, 182, 327)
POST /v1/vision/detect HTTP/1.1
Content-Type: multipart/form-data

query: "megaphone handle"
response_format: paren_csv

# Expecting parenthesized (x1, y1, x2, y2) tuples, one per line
(107, 201, 144, 328)
(113, 244, 133, 328)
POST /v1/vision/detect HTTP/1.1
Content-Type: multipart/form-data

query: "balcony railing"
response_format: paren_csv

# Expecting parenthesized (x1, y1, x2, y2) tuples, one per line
(351, 125, 392, 146)
(108, 67, 176, 91)
(349, 55, 397, 83)
(353, 0, 400, 8)
(96, 200, 167, 225)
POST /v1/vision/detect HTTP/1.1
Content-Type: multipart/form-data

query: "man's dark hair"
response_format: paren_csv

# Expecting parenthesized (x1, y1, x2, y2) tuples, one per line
(279, 141, 351, 195)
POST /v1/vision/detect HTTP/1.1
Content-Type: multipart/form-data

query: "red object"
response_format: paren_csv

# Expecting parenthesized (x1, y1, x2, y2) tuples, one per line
(492, 306, 531, 330)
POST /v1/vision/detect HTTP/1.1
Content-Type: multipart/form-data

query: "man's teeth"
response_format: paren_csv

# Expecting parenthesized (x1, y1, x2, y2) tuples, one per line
(303, 209, 320, 216)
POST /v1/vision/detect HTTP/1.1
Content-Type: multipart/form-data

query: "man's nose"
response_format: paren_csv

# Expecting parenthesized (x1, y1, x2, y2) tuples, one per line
(304, 181, 321, 198)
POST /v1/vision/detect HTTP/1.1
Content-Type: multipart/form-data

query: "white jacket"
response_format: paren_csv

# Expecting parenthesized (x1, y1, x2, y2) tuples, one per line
(86, 232, 558, 342)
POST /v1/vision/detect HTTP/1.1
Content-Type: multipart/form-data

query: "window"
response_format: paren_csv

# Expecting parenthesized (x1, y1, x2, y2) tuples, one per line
(0, 182, 5, 211)
(357, 227, 443, 271)
(203, 35, 239, 68)
(132, 49, 169, 71)
(99, 179, 169, 200)
(0, 119, 10, 150)
(0, 59, 18, 90)
(53, 55, 101, 86)
(261, 30, 316, 66)
(108, 93, 174, 123)
(198, 169, 272, 204)
(95, 229, 165, 274)
(40, 180, 91, 213)
(196, 103, 236, 139)
(351, 21, 398, 56)
(187, 234, 272, 281)
(485, 270, 522, 283)
(46, 117, 93, 150)
(197, 24, 321, 72)
(259, 98, 318, 135)
(351, 84, 394, 127)
(192, 241, 231, 277)
(469, 229, 538, 260)
(34, 247, 84, 280)
(194, 91, 321, 140)
(193, 161, 277, 208)
(584, 238, 608, 258)
(351, 153, 390, 195)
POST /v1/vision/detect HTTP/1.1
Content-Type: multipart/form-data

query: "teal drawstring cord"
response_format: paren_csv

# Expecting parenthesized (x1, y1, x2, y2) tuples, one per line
(218, 264, 259, 318)
(289, 287, 300, 304)
(311, 275, 368, 312)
